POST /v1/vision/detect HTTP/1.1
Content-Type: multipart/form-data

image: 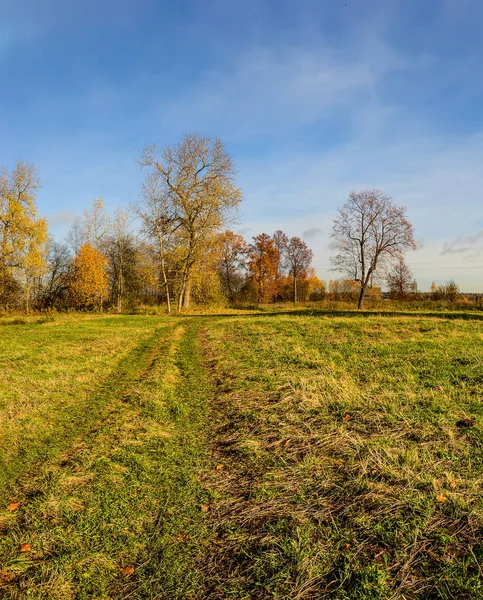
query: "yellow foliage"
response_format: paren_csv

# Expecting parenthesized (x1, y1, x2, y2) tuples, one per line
(69, 244, 108, 309)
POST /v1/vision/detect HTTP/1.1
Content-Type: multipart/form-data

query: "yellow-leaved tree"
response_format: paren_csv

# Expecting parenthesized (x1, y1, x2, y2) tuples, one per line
(0, 161, 48, 308)
(69, 244, 108, 310)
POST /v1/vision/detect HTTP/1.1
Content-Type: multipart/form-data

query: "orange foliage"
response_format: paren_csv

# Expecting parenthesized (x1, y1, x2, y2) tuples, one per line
(248, 234, 279, 303)
(69, 244, 108, 309)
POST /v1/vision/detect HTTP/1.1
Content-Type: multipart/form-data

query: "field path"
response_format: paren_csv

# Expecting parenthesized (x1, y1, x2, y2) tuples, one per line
(2, 312, 483, 599)
(0, 319, 215, 598)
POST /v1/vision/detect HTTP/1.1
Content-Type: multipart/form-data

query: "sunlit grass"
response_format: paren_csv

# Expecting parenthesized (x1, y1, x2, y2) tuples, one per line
(1, 310, 483, 598)
(203, 312, 483, 598)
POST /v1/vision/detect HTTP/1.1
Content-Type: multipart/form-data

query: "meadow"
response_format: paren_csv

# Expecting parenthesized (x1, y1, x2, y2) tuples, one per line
(1, 309, 483, 599)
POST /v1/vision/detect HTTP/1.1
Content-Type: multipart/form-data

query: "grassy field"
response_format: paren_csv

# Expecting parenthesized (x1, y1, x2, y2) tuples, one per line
(1, 310, 483, 598)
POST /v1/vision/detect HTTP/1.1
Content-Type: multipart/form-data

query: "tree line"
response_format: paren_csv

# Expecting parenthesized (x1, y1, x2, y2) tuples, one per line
(0, 133, 476, 313)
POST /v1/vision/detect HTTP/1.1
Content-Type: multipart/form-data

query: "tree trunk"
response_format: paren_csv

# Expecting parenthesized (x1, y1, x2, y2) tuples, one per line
(117, 267, 123, 313)
(158, 240, 171, 314)
(358, 270, 373, 309)
(293, 273, 297, 303)
(162, 265, 171, 314)
(177, 279, 186, 312)
(178, 249, 194, 312)
(183, 279, 191, 309)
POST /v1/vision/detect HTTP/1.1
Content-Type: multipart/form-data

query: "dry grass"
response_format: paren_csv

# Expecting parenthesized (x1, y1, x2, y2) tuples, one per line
(200, 313, 483, 599)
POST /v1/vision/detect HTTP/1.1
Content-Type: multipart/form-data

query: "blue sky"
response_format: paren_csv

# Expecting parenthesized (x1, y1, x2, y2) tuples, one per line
(2, 0, 483, 290)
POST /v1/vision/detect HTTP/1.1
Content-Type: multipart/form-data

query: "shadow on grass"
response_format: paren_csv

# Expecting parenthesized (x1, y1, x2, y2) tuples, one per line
(178, 309, 483, 321)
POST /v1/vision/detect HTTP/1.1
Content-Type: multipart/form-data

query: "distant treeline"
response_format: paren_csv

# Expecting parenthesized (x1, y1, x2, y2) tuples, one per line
(1, 134, 480, 313)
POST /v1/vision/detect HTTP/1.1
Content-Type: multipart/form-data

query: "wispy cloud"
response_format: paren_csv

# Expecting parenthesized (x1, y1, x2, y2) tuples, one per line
(442, 231, 483, 255)
(303, 227, 323, 241)
(160, 40, 413, 138)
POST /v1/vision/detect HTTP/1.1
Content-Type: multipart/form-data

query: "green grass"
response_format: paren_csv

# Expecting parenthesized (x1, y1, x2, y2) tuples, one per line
(1, 309, 483, 598)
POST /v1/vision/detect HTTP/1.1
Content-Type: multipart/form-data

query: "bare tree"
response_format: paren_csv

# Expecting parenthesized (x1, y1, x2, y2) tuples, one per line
(272, 230, 289, 298)
(286, 237, 313, 302)
(105, 208, 133, 313)
(66, 198, 109, 255)
(331, 190, 415, 309)
(386, 256, 417, 299)
(39, 239, 72, 308)
(217, 230, 247, 302)
(140, 133, 241, 311)
(66, 218, 83, 254)
(132, 171, 178, 313)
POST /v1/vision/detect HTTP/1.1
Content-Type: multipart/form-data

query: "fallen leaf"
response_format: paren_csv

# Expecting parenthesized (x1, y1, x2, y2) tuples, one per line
(201, 505, 209, 512)
(216, 464, 223, 471)
(436, 494, 447, 503)
(7, 502, 20, 512)
(449, 481, 457, 489)
(177, 534, 189, 541)
(342, 414, 351, 422)
(20, 543, 31, 552)
(121, 566, 135, 576)
(50, 518, 60, 525)
(0, 570, 13, 583)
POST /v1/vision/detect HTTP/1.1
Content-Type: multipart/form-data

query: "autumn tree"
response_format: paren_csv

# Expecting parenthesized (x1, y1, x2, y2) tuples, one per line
(328, 279, 360, 302)
(248, 233, 279, 304)
(430, 281, 439, 300)
(386, 256, 417, 299)
(134, 240, 162, 305)
(69, 244, 108, 310)
(141, 132, 242, 311)
(21, 221, 49, 311)
(445, 280, 460, 302)
(0, 161, 48, 307)
(188, 237, 225, 305)
(286, 236, 313, 302)
(133, 171, 178, 312)
(301, 269, 326, 302)
(217, 230, 247, 302)
(330, 190, 416, 309)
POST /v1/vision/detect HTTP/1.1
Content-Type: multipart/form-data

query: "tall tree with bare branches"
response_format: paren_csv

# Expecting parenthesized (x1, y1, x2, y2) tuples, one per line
(217, 230, 247, 302)
(140, 133, 241, 311)
(133, 171, 177, 313)
(330, 190, 415, 309)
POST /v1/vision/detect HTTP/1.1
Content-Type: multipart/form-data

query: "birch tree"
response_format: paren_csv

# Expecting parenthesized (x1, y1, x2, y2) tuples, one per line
(133, 171, 178, 313)
(0, 161, 47, 307)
